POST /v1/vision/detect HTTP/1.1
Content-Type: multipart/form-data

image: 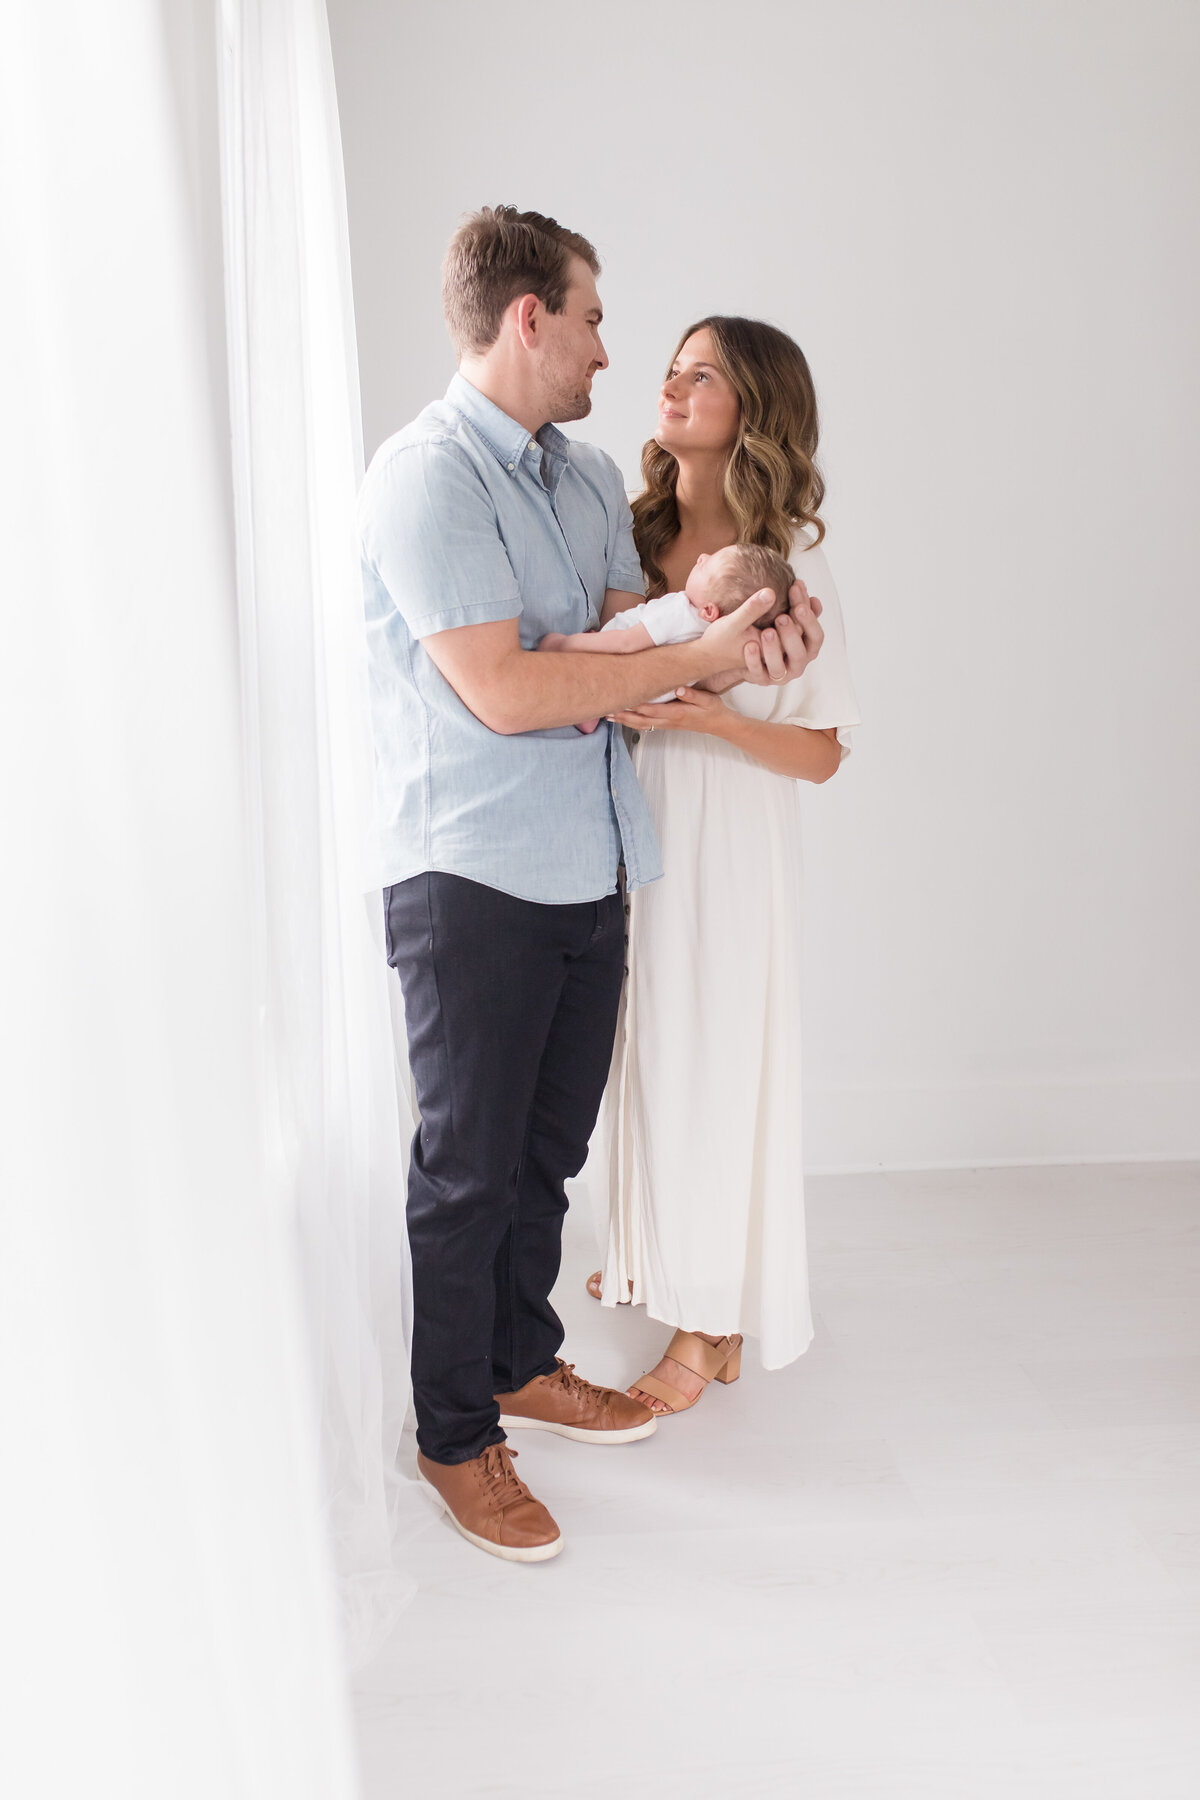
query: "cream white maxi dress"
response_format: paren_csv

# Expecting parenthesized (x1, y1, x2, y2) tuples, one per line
(589, 536, 860, 1369)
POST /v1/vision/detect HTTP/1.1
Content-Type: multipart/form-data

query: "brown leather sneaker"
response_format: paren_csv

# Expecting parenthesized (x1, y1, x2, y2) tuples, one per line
(417, 1444, 563, 1563)
(495, 1359, 657, 1444)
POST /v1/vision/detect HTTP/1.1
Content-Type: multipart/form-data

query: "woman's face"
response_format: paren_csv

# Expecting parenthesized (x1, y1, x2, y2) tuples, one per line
(656, 329, 741, 458)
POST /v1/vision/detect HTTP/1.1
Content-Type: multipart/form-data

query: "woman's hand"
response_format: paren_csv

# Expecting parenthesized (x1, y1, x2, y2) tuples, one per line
(608, 685, 732, 736)
(741, 578, 824, 686)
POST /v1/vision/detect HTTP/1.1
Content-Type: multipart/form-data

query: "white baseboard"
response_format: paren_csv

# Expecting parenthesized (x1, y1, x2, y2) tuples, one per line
(803, 1075, 1200, 1174)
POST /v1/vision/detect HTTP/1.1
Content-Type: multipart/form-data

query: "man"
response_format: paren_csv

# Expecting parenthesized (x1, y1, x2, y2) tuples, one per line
(359, 206, 823, 1562)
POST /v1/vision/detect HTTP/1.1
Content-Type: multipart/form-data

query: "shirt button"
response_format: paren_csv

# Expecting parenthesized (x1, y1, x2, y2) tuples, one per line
(506, 462, 515, 472)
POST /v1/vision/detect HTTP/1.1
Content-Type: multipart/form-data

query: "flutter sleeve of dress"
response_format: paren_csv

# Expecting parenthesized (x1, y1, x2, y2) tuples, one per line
(769, 535, 861, 759)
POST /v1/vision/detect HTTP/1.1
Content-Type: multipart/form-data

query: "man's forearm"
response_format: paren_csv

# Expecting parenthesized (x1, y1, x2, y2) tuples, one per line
(484, 640, 727, 734)
(695, 669, 744, 695)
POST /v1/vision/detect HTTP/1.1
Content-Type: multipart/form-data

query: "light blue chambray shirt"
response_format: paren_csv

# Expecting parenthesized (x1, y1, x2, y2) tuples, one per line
(359, 374, 662, 904)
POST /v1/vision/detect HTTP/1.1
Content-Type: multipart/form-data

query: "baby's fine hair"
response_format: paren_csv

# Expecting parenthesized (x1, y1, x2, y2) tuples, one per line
(710, 543, 795, 625)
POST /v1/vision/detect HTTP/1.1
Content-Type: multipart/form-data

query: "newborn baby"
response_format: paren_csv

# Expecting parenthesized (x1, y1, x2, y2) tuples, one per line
(540, 542, 795, 733)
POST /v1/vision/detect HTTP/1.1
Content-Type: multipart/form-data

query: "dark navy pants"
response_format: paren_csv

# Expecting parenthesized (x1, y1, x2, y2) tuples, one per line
(384, 872, 625, 1465)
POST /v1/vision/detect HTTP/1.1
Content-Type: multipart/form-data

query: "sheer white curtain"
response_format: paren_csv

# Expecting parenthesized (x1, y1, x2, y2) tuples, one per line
(216, 0, 431, 1667)
(0, 2, 364, 1795)
(1, 0, 428, 1789)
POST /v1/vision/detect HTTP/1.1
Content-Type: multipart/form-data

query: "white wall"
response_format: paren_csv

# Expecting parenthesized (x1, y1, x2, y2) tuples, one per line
(328, 0, 1200, 1169)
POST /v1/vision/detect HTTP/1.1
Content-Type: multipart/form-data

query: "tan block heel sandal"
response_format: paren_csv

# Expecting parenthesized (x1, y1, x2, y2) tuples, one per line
(631, 1329, 743, 1415)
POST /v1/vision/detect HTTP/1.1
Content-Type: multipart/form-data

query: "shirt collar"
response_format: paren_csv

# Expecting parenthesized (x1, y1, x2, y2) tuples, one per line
(446, 372, 569, 480)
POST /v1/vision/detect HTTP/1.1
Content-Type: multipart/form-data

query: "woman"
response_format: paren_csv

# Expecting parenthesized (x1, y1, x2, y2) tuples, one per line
(587, 316, 860, 1412)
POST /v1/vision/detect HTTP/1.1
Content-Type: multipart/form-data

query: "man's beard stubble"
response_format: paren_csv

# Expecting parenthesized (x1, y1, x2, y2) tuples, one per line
(545, 378, 593, 424)
(542, 348, 594, 425)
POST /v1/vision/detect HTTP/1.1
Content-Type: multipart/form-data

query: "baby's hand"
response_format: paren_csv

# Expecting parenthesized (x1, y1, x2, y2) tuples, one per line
(539, 631, 568, 652)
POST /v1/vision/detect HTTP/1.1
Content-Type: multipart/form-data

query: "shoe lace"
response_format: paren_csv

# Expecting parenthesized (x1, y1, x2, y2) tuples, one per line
(477, 1443, 529, 1513)
(547, 1360, 604, 1405)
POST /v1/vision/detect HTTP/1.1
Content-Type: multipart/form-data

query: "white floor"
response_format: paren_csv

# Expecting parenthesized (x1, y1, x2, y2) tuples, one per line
(354, 1162, 1200, 1799)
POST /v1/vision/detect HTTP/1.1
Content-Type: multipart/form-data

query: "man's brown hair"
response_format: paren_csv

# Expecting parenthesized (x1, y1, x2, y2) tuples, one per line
(442, 206, 601, 356)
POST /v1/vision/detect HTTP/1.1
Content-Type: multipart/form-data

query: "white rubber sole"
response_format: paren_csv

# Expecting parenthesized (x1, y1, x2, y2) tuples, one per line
(418, 1470, 564, 1563)
(497, 1413, 658, 1444)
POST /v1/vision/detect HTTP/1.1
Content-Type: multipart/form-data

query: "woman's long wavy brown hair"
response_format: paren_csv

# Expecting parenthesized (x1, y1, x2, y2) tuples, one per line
(632, 316, 825, 597)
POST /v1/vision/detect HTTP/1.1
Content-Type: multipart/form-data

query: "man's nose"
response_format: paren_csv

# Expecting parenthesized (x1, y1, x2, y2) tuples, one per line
(594, 334, 609, 371)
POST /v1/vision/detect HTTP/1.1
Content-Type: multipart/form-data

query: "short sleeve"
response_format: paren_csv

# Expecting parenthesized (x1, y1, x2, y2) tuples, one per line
(601, 600, 652, 635)
(773, 538, 861, 757)
(604, 475, 647, 597)
(358, 441, 523, 639)
(640, 591, 703, 646)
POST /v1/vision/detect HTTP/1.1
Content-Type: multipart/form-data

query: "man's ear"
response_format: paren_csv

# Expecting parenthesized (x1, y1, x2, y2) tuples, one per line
(513, 292, 541, 350)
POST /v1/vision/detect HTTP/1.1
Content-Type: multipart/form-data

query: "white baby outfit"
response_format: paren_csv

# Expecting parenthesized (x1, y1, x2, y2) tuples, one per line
(602, 590, 704, 699)
(602, 589, 703, 646)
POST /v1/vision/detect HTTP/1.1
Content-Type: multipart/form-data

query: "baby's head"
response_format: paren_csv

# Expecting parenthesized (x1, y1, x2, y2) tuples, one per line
(684, 543, 794, 627)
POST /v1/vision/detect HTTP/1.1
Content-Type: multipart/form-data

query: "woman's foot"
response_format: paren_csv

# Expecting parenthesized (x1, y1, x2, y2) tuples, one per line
(628, 1332, 738, 1413)
(585, 1270, 633, 1302)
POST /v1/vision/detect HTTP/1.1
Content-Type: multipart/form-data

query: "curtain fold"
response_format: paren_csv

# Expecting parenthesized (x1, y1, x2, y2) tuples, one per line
(216, 0, 431, 1668)
(0, 2, 365, 1793)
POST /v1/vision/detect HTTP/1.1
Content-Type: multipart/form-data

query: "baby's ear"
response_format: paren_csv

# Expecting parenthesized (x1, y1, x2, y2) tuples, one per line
(699, 601, 721, 621)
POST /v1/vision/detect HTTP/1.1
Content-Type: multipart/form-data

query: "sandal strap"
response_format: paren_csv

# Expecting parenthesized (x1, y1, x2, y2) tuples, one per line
(664, 1330, 737, 1382)
(633, 1373, 692, 1413)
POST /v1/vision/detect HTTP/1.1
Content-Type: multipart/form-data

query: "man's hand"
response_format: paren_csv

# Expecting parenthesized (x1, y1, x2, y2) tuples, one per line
(740, 577, 824, 687)
(692, 588, 777, 678)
